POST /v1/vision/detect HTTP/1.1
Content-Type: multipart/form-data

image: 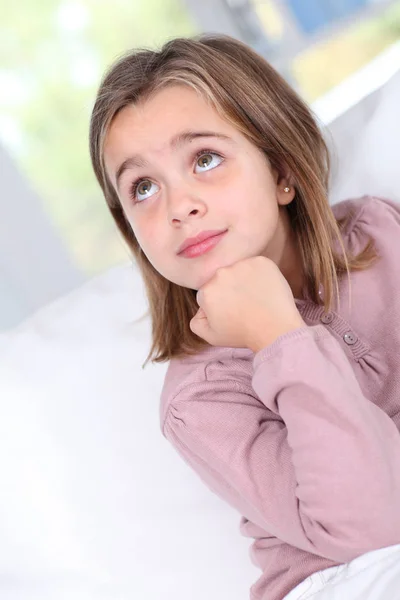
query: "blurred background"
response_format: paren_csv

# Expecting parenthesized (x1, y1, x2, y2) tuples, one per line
(1, 0, 400, 330)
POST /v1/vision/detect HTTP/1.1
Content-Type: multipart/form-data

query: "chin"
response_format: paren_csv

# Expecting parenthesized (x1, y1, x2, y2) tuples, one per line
(188, 259, 236, 290)
(177, 270, 213, 291)
(174, 248, 247, 290)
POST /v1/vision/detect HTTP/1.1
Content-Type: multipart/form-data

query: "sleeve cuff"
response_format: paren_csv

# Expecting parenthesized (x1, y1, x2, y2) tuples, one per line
(252, 324, 331, 371)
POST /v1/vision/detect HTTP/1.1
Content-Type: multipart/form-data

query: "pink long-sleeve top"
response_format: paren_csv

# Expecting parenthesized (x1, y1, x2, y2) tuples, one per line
(160, 195, 400, 600)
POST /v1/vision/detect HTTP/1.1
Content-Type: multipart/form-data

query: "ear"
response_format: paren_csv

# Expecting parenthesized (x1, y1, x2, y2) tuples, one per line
(271, 165, 296, 206)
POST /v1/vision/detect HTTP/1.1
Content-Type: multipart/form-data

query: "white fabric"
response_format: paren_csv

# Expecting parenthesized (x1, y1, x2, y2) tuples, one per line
(0, 68, 399, 599)
(327, 66, 400, 205)
(284, 544, 400, 600)
(0, 265, 257, 600)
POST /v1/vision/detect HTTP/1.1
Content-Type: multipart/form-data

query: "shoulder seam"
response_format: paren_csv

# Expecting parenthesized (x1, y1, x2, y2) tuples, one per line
(339, 195, 374, 237)
(203, 347, 236, 382)
(162, 352, 256, 434)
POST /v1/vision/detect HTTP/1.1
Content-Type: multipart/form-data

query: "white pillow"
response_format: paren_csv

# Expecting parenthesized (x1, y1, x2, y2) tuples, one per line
(0, 264, 257, 600)
(0, 66, 399, 600)
(326, 63, 400, 204)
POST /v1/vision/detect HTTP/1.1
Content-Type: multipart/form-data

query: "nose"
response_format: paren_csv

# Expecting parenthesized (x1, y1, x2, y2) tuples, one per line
(167, 185, 207, 224)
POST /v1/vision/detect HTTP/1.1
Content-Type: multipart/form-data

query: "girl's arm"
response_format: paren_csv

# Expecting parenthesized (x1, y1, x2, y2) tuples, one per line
(163, 325, 400, 563)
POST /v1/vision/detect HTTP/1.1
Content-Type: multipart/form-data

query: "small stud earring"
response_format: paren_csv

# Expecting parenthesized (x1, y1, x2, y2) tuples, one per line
(284, 186, 290, 193)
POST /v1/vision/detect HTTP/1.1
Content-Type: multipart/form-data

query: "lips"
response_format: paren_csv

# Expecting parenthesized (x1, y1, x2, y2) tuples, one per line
(177, 229, 227, 255)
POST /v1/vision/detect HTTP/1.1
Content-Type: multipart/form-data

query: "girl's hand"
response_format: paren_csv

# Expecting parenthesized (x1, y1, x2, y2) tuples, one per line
(190, 256, 306, 352)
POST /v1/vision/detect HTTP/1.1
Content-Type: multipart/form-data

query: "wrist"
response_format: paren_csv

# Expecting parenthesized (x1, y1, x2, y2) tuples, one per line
(249, 319, 307, 353)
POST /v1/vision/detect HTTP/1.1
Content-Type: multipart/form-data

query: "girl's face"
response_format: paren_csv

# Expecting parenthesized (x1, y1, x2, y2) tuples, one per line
(104, 84, 299, 291)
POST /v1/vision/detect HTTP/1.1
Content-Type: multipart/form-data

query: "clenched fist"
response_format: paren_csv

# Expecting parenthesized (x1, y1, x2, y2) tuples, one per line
(190, 256, 306, 352)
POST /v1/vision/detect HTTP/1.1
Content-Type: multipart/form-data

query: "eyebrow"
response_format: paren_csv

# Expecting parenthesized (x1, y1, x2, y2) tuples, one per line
(115, 130, 234, 190)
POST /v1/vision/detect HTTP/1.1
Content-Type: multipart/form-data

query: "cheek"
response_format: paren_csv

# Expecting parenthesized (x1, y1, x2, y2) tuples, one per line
(228, 179, 276, 222)
(133, 220, 166, 262)
(129, 218, 152, 253)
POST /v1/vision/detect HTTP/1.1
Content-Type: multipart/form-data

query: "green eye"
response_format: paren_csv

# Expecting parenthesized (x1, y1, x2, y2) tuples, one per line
(197, 154, 212, 168)
(131, 178, 160, 203)
(195, 151, 223, 173)
(138, 180, 152, 195)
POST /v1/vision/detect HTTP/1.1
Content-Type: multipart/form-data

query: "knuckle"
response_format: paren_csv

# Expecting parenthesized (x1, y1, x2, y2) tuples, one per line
(254, 255, 266, 265)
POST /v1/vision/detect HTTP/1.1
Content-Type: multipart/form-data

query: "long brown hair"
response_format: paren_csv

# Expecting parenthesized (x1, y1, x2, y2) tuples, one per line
(89, 34, 378, 368)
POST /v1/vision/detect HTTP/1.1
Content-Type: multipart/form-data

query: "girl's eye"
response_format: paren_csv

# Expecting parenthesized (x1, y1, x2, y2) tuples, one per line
(194, 151, 223, 172)
(130, 179, 160, 203)
(129, 151, 223, 204)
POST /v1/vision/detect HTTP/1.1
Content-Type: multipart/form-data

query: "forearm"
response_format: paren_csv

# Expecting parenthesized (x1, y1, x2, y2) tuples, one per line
(252, 324, 400, 559)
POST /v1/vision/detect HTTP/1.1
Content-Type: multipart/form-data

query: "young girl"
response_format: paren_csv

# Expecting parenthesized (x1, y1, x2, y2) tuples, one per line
(89, 34, 400, 600)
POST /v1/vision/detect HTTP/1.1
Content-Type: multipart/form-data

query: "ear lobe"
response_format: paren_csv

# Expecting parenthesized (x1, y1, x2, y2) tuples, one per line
(271, 163, 296, 204)
(277, 181, 296, 206)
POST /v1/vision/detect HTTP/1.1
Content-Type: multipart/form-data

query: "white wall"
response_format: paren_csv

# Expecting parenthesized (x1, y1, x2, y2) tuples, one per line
(0, 144, 84, 330)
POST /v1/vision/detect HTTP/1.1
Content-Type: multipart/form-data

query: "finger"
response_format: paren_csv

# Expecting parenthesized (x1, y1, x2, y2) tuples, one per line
(190, 309, 208, 340)
(189, 315, 202, 337)
(196, 307, 207, 319)
(196, 289, 202, 306)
